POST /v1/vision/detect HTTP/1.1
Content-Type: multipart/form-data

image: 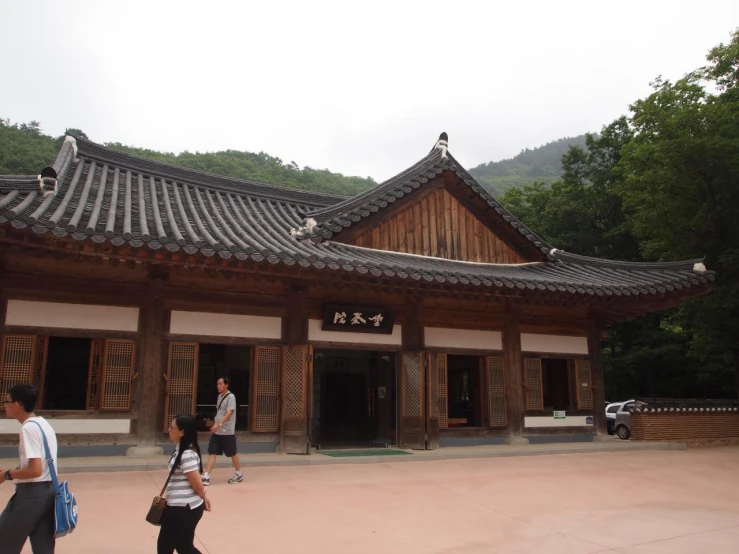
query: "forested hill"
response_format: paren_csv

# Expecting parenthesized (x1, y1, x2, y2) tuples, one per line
(0, 121, 377, 197)
(2, 119, 590, 199)
(468, 135, 589, 196)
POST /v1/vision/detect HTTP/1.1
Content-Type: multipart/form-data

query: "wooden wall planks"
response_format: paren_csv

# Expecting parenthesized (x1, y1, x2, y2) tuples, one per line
(350, 188, 526, 264)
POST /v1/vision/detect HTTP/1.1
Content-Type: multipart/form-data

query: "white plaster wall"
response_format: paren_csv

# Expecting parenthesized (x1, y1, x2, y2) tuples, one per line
(0, 419, 131, 435)
(424, 327, 502, 350)
(521, 333, 589, 355)
(169, 311, 282, 339)
(308, 319, 402, 345)
(5, 300, 139, 332)
(524, 416, 593, 428)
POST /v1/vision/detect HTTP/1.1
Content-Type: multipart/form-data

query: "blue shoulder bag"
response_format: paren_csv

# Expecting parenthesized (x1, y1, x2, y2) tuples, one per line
(28, 421, 78, 538)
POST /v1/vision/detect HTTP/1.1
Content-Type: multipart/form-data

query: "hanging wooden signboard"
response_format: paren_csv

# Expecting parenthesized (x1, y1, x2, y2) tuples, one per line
(321, 304, 395, 334)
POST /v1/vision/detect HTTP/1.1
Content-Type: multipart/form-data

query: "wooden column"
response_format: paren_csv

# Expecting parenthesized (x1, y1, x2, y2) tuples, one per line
(588, 317, 608, 438)
(503, 311, 528, 444)
(128, 280, 166, 456)
(401, 295, 424, 351)
(282, 286, 308, 345)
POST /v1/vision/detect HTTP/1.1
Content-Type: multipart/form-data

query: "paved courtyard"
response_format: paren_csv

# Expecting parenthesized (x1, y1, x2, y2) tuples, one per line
(2, 447, 738, 554)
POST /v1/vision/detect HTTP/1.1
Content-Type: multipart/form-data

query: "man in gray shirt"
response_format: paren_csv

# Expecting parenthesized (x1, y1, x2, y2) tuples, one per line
(202, 377, 243, 485)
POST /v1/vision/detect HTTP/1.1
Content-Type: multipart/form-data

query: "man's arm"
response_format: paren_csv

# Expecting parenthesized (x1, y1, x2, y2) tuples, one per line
(0, 458, 43, 482)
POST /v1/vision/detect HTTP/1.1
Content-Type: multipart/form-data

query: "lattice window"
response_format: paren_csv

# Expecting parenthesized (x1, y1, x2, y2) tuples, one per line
(32, 337, 48, 407)
(402, 352, 422, 417)
(524, 357, 543, 411)
(86, 339, 103, 410)
(437, 353, 448, 428)
(576, 360, 593, 410)
(0, 335, 36, 400)
(253, 346, 279, 432)
(487, 356, 507, 427)
(428, 353, 438, 420)
(100, 339, 136, 411)
(164, 342, 198, 431)
(282, 346, 306, 420)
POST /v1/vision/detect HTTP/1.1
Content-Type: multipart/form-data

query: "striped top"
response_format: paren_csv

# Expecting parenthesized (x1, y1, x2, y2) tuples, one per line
(165, 447, 204, 509)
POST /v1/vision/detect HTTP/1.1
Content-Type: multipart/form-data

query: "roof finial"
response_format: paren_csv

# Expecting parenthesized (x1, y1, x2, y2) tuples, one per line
(434, 132, 449, 160)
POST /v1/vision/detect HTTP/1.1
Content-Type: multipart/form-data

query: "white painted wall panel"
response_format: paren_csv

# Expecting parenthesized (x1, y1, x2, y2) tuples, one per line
(524, 416, 593, 428)
(5, 300, 139, 332)
(169, 311, 282, 339)
(521, 333, 588, 355)
(0, 419, 131, 435)
(424, 327, 502, 350)
(308, 319, 402, 345)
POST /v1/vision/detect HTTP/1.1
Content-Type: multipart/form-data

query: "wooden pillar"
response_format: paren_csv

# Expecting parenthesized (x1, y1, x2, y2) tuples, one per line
(128, 280, 166, 456)
(588, 317, 608, 439)
(503, 311, 528, 444)
(282, 286, 308, 345)
(401, 295, 424, 350)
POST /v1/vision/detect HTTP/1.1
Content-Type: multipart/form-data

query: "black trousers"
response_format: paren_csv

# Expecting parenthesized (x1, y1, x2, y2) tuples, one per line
(157, 503, 204, 554)
(0, 482, 55, 554)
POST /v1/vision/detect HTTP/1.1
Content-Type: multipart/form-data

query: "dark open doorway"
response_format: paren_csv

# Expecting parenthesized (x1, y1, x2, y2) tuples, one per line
(195, 344, 250, 431)
(543, 358, 570, 411)
(312, 349, 396, 448)
(447, 355, 483, 427)
(44, 337, 91, 410)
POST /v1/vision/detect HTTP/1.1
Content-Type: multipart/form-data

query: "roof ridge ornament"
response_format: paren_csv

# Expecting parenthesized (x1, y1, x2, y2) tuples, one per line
(693, 262, 707, 272)
(65, 135, 79, 162)
(290, 217, 318, 241)
(433, 132, 449, 160)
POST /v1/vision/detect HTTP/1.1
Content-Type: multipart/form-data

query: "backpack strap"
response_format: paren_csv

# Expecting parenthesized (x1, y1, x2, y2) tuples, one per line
(27, 420, 59, 489)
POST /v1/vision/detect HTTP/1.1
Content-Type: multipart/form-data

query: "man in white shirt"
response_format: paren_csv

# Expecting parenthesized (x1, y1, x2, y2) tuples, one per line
(0, 383, 57, 554)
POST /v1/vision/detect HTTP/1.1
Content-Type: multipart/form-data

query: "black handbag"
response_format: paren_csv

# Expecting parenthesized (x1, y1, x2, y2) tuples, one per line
(145, 457, 177, 526)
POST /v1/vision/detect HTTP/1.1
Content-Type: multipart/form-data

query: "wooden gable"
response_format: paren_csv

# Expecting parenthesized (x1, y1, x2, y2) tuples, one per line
(342, 183, 528, 264)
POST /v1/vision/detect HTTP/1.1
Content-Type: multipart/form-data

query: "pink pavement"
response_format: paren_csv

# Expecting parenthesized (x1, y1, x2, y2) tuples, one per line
(2, 447, 738, 554)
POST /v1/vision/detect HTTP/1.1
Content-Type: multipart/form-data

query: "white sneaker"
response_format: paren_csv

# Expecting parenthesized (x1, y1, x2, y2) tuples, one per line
(202, 474, 211, 486)
(228, 472, 244, 484)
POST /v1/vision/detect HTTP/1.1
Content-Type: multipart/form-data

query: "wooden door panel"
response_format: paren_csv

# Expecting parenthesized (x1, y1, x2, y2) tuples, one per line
(400, 351, 425, 449)
(281, 345, 311, 454)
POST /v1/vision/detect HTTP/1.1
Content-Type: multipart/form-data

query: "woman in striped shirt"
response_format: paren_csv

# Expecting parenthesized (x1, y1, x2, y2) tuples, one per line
(158, 414, 212, 554)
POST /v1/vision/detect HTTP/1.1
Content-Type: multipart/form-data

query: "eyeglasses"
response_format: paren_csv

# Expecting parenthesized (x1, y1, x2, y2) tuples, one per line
(2, 399, 16, 406)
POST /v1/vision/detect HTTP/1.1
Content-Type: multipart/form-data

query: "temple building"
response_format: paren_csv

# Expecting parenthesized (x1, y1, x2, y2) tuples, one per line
(0, 133, 714, 456)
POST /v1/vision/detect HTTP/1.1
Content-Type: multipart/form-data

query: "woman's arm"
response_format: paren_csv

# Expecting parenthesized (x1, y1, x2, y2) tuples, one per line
(184, 470, 212, 511)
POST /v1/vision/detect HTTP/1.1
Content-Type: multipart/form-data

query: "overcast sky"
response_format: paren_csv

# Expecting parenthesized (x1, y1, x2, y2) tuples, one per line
(1, 1, 737, 182)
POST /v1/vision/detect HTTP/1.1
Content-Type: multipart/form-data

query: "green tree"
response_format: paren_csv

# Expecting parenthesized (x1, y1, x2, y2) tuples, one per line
(620, 29, 739, 397)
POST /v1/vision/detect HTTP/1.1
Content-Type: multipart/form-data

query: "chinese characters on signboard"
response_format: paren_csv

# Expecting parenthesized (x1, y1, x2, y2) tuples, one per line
(321, 304, 394, 334)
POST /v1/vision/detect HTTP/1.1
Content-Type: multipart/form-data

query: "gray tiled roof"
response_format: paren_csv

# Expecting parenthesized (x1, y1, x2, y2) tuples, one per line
(0, 135, 714, 298)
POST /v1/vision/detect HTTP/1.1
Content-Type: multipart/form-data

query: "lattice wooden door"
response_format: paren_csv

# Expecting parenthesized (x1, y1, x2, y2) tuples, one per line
(486, 356, 507, 427)
(99, 339, 136, 411)
(425, 352, 441, 449)
(524, 357, 543, 410)
(437, 353, 448, 429)
(164, 342, 199, 431)
(252, 346, 280, 432)
(86, 339, 103, 410)
(0, 335, 37, 400)
(400, 351, 425, 449)
(575, 360, 593, 410)
(281, 345, 311, 454)
(32, 337, 48, 408)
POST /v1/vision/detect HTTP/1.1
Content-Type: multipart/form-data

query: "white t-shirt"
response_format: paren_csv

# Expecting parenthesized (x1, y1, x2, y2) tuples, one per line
(17, 417, 58, 483)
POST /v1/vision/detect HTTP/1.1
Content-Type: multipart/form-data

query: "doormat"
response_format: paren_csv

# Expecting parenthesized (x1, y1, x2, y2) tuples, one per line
(319, 449, 412, 458)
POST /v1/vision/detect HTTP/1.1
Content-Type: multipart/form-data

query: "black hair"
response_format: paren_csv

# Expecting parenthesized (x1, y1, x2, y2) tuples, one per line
(218, 376, 230, 387)
(171, 414, 203, 473)
(9, 383, 38, 412)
